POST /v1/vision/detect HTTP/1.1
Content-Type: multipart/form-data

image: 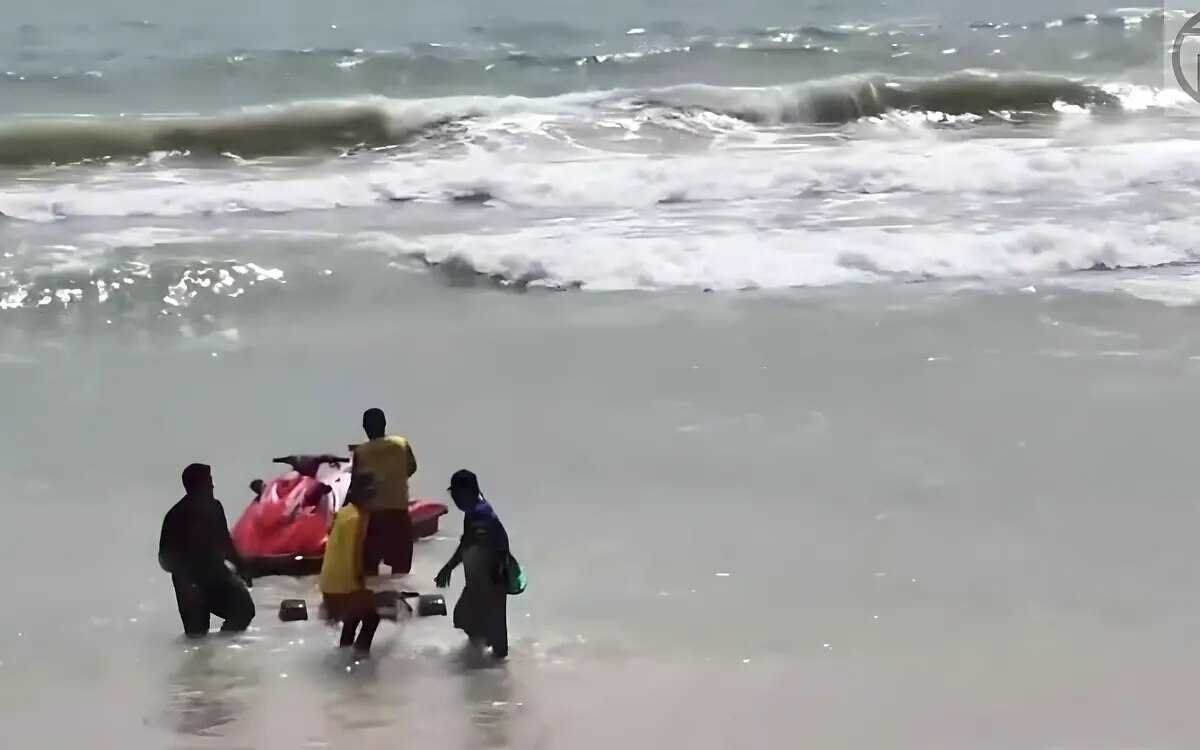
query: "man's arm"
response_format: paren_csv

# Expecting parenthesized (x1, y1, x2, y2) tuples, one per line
(214, 500, 249, 579)
(158, 509, 180, 573)
(406, 442, 417, 478)
(445, 542, 464, 570)
(436, 514, 467, 587)
(435, 541, 464, 588)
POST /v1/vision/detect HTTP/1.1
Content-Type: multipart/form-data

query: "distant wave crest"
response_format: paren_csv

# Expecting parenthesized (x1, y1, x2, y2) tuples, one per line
(0, 72, 1172, 166)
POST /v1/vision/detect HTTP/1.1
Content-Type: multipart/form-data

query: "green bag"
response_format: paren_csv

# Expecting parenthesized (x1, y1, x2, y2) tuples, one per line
(506, 554, 527, 596)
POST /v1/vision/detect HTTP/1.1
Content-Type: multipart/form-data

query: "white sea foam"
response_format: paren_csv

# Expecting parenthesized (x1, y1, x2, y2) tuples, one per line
(2, 129, 1198, 222)
(1, 80, 1197, 299)
(356, 219, 1199, 291)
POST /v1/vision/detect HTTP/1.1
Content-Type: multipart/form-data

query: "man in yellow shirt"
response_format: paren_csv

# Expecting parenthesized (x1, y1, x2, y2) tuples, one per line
(320, 472, 380, 655)
(350, 408, 417, 576)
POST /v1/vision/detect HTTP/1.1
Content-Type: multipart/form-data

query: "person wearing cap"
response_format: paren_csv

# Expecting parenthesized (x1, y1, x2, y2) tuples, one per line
(435, 470, 511, 659)
(349, 408, 417, 576)
(320, 471, 384, 655)
(158, 463, 255, 637)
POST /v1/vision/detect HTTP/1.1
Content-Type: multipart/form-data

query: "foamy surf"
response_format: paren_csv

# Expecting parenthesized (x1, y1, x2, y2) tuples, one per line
(2, 215, 1197, 316)
(0, 110, 1197, 304)
(1, 126, 1198, 219)
(380, 220, 1200, 291)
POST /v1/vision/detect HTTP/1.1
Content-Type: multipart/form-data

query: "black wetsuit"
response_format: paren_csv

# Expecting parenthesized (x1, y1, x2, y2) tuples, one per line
(158, 495, 255, 637)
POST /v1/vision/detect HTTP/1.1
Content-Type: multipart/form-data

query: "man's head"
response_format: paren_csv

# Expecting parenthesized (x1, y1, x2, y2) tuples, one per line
(447, 469, 480, 510)
(182, 463, 214, 499)
(362, 408, 386, 439)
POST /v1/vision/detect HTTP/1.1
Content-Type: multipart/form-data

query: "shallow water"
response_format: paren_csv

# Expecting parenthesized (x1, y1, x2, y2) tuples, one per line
(3, 0, 1200, 747)
(4, 279, 1200, 747)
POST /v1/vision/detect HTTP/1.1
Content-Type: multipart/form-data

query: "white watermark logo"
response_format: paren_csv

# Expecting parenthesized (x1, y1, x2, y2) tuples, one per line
(1167, 9, 1200, 111)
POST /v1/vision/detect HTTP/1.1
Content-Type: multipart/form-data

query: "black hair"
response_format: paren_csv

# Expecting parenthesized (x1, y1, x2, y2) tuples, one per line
(182, 463, 211, 492)
(362, 408, 386, 438)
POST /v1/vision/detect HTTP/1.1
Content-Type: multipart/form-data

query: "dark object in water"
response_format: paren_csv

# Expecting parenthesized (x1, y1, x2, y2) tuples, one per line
(415, 594, 447, 617)
(279, 592, 444, 624)
(450, 189, 494, 205)
(279, 599, 308, 622)
(379, 591, 446, 618)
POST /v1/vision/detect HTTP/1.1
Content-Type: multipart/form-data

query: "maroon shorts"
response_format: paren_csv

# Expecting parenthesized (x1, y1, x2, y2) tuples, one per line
(364, 508, 413, 574)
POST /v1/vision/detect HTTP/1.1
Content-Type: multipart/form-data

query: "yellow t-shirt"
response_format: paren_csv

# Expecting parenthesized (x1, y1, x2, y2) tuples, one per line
(352, 435, 414, 511)
(320, 504, 366, 595)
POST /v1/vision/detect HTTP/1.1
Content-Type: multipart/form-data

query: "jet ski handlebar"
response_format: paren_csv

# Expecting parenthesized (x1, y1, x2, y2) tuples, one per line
(271, 454, 350, 469)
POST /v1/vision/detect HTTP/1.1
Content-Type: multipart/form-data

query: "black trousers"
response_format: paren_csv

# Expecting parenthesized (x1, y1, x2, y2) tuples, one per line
(339, 614, 381, 651)
(172, 569, 255, 637)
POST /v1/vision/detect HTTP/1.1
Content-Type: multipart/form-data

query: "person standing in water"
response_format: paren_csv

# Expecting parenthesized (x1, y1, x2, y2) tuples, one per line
(158, 463, 255, 638)
(436, 470, 511, 660)
(320, 472, 382, 655)
(350, 408, 417, 576)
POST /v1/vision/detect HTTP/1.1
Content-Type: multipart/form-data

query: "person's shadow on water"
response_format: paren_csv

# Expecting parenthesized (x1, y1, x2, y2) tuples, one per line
(163, 639, 258, 739)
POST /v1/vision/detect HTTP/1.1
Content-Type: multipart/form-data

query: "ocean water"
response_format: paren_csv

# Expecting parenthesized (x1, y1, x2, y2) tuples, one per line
(2, 1, 1200, 748)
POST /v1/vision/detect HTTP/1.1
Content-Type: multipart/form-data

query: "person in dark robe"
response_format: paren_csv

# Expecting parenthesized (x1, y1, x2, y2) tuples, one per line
(435, 469, 510, 659)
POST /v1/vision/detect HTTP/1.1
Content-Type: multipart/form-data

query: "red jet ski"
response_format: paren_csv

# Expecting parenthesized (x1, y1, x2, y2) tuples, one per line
(231, 454, 448, 577)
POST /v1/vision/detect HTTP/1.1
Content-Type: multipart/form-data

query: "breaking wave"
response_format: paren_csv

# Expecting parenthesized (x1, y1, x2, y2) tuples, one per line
(0, 72, 1176, 166)
(3, 127, 1198, 222)
(2, 219, 1198, 313)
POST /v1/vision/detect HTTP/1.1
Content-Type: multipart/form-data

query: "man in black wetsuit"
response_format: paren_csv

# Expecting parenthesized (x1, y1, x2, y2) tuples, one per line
(158, 463, 256, 637)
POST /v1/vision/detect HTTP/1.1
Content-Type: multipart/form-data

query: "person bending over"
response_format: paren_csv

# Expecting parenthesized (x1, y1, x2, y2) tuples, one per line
(320, 472, 383, 656)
